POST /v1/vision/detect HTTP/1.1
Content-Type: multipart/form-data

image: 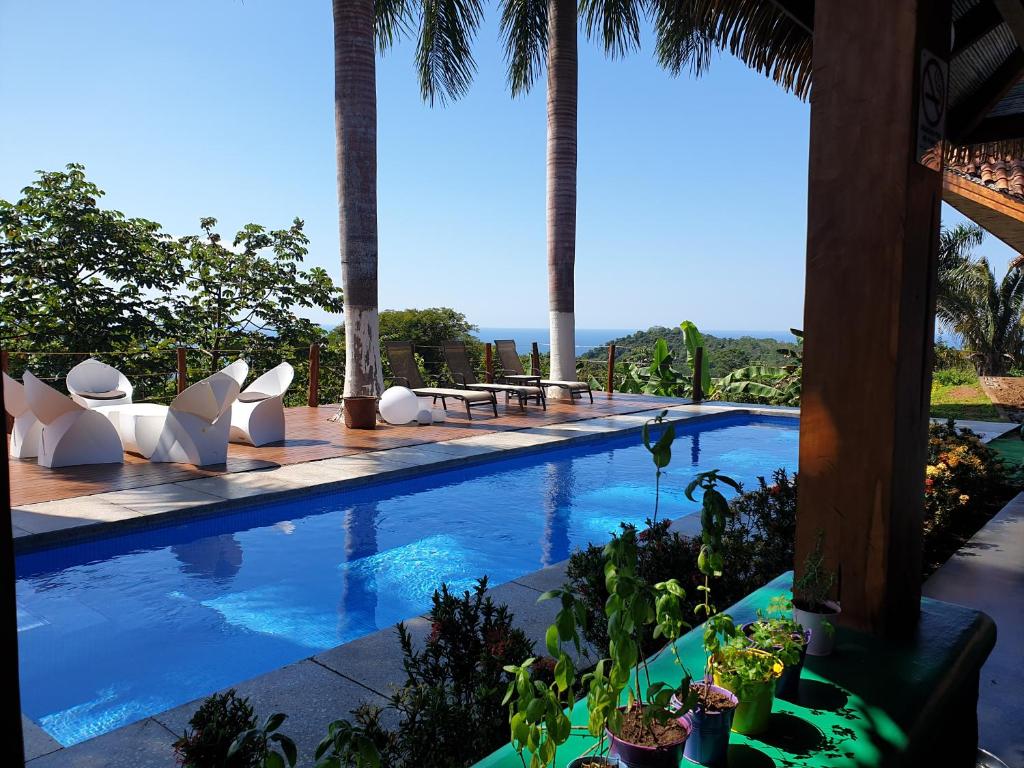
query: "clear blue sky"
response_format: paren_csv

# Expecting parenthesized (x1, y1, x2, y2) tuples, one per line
(0, 1, 1017, 331)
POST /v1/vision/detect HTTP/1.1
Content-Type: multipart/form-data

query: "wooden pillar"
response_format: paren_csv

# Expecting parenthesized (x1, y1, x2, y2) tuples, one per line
(1, 350, 10, 433)
(606, 343, 615, 393)
(692, 347, 704, 403)
(308, 343, 321, 407)
(485, 343, 494, 383)
(797, 0, 951, 638)
(531, 342, 541, 375)
(176, 348, 187, 395)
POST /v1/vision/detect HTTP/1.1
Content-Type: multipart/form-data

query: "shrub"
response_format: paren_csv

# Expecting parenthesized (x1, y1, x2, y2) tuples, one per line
(174, 690, 262, 768)
(388, 578, 535, 767)
(932, 367, 978, 387)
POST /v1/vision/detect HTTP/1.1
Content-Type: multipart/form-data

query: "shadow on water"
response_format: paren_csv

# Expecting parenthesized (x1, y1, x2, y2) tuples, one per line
(756, 712, 826, 757)
(727, 743, 776, 768)
(799, 679, 849, 712)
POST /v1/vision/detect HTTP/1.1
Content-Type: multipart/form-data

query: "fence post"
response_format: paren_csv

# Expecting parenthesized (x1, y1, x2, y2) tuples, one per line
(308, 343, 320, 407)
(176, 347, 187, 394)
(485, 343, 494, 383)
(606, 344, 615, 394)
(692, 346, 704, 403)
(1, 350, 10, 432)
(531, 342, 541, 375)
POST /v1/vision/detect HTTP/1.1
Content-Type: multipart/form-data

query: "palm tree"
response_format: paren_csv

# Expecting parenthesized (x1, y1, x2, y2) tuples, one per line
(937, 223, 1024, 375)
(333, 0, 482, 397)
(500, 1, 712, 391)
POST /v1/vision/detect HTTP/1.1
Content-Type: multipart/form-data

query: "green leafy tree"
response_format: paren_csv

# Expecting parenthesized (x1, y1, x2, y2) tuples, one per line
(0, 164, 182, 381)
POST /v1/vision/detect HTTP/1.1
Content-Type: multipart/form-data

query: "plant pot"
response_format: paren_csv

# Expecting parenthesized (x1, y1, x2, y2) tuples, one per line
(713, 651, 783, 736)
(676, 685, 738, 767)
(567, 756, 624, 768)
(343, 396, 377, 430)
(741, 622, 811, 702)
(607, 707, 691, 768)
(793, 601, 841, 656)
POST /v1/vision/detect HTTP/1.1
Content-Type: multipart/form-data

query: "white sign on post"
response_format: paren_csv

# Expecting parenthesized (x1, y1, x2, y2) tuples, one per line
(917, 48, 948, 170)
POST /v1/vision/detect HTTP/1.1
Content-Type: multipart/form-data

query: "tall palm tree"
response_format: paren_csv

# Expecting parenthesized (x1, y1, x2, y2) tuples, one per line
(333, 0, 482, 397)
(500, 1, 712, 390)
(937, 223, 1024, 375)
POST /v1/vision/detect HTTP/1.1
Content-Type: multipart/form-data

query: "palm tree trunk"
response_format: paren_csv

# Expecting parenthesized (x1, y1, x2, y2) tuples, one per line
(546, 0, 578, 392)
(334, 0, 383, 397)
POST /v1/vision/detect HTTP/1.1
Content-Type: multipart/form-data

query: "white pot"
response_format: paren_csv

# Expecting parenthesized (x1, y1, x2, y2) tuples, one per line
(793, 601, 841, 656)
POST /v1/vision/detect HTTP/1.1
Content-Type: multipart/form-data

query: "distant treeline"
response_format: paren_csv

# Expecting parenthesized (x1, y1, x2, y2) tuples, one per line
(581, 326, 800, 378)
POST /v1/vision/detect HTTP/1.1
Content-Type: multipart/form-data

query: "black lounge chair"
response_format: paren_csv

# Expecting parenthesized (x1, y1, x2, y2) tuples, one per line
(493, 339, 594, 403)
(442, 341, 545, 410)
(384, 341, 497, 419)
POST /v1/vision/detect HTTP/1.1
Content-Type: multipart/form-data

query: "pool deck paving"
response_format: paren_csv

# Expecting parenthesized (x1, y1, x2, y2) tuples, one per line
(13, 397, 1017, 766)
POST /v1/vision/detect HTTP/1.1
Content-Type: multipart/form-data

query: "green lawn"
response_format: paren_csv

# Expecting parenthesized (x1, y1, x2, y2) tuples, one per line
(930, 380, 1002, 421)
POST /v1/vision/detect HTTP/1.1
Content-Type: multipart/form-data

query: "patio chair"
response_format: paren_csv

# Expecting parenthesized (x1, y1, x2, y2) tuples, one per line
(22, 371, 124, 468)
(220, 359, 250, 387)
(101, 371, 240, 466)
(493, 339, 593, 403)
(66, 358, 134, 408)
(384, 342, 497, 419)
(3, 372, 43, 459)
(441, 341, 545, 410)
(229, 362, 294, 446)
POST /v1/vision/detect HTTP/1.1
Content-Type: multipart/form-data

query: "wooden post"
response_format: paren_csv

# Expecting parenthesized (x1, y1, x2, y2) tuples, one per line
(797, 0, 951, 638)
(606, 344, 615, 393)
(308, 343, 321, 407)
(531, 342, 541, 375)
(176, 347, 187, 395)
(485, 343, 494, 383)
(1, 350, 10, 433)
(692, 346, 704, 403)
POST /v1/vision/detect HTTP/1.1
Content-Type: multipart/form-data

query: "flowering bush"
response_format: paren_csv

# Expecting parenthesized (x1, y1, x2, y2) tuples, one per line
(925, 420, 1008, 531)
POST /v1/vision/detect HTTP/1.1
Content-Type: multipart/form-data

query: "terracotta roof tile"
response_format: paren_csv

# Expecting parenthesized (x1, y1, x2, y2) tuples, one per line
(948, 154, 1024, 199)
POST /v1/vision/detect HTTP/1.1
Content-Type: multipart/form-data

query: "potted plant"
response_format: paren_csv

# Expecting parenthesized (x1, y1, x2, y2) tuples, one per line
(742, 595, 810, 701)
(711, 639, 783, 735)
(792, 532, 840, 656)
(680, 470, 742, 766)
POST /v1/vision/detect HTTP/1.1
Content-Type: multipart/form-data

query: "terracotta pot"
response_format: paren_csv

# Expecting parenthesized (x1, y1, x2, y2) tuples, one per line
(343, 396, 377, 429)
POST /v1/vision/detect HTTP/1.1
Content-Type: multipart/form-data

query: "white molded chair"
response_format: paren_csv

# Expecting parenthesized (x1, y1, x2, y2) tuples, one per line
(220, 359, 249, 388)
(3, 372, 43, 459)
(66, 358, 134, 408)
(102, 371, 240, 466)
(22, 371, 123, 468)
(230, 362, 294, 446)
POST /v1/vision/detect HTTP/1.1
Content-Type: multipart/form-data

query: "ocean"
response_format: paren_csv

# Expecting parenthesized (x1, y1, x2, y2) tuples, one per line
(473, 327, 800, 355)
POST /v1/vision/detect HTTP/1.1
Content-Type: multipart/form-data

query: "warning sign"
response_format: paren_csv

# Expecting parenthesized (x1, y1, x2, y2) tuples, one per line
(917, 49, 948, 169)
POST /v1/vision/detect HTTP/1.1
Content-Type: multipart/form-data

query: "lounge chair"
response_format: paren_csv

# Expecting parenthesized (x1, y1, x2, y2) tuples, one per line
(3, 372, 43, 459)
(442, 341, 545, 410)
(229, 362, 294, 446)
(384, 342, 497, 419)
(493, 339, 593, 403)
(100, 371, 240, 466)
(22, 371, 124, 468)
(66, 358, 134, 408)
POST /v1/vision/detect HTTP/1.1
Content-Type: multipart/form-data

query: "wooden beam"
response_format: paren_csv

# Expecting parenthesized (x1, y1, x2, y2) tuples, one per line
(948, 48, 1024, 142)
(798, 0, 951, 638)
(768, 0, 814, 34)
(952, 1, 1003, 57)
(959, 111, 1024, 142)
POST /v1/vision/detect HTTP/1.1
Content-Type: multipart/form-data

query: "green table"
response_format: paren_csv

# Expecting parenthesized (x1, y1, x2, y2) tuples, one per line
(474, 573, 995, 767)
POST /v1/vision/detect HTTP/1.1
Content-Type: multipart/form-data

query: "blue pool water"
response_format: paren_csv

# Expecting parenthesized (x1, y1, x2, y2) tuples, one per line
(16, 414, 798, 746)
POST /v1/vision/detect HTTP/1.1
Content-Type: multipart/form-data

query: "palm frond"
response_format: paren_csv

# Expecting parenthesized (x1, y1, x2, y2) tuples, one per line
(651, 0, 715, 77)
(416, 0, 485, 105)
(376, 0, 414, 51)
(580, 0, 644, 58)
(499, 0, 549, 96)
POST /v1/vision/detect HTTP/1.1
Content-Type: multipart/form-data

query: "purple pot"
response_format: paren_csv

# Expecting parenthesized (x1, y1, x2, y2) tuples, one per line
(678, 685, 738, 767)
(741, 622, 811, 702)
(607, 707, 691, 768)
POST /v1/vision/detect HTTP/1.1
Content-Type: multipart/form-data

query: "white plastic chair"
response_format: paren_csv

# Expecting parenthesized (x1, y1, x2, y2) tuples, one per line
(22, 371, 123, 468)
(220, 359, 249, 387)
(102, 371, 240, 466)
(230, 362, 294, 446)
(66, 358, 134, 409)
(3, 372, 43, 459)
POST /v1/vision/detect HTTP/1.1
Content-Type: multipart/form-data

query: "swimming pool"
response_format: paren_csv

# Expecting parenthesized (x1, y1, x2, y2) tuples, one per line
(16, 413, 798, 746)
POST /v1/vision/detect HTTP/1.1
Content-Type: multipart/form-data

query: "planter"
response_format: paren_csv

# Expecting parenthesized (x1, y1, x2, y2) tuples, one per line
(713, 650, 783, 736)
(567, 757, 624, 768)
(342, 396, 378, 430)
(675, 684, 738, 767)
(793, 601, 841, 656)
(742, 622, 811, 702)
(607, 707, 691, 768)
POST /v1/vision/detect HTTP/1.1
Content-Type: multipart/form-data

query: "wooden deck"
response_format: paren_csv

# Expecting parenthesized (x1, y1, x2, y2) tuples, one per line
(7, 393, 682, 507)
